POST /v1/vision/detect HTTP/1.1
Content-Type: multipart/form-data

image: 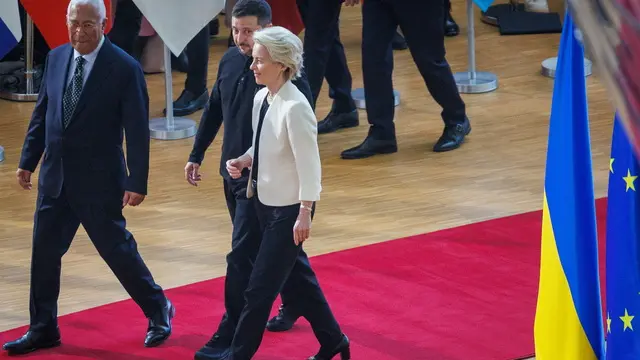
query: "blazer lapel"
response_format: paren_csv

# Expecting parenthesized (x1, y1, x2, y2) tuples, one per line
(68, 38, 116, 126)
(55, 45, 74, 130)
(246, 89, 270, 199)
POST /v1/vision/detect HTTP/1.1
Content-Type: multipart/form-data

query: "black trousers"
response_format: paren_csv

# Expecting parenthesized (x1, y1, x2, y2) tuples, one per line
(214, 177, 298, 340)
(296, 0, 356, 114)
(108, 0, 209, 94)
(362, 0, 466, 140)
(182, 24, 210, 95)
(29, 189, 165, 332)
(226, 192, 343, 359)
(108, 0, 143, 56)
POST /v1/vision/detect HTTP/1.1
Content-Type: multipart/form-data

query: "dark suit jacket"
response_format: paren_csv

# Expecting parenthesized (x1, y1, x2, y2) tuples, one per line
(19, 37, 150, 200)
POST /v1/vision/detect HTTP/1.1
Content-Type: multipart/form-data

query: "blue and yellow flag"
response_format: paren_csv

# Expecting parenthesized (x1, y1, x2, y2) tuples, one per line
(605, 114, 640, 359)
(533, 12, 605, 360)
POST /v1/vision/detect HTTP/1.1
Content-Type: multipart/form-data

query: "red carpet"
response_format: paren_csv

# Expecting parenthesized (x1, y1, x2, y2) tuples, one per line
(0, 198, 609, 360)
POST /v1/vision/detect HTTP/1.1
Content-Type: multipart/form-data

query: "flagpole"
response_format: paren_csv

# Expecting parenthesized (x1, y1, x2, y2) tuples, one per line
(453, 0, 498, 93)
(148, 44, 197, 140)
(0, 15, 39, 102)
(541, 0, 592, 78)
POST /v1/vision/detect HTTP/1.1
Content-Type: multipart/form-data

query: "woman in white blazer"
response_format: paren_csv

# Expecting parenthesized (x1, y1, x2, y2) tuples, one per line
(225, 26, 350, 360)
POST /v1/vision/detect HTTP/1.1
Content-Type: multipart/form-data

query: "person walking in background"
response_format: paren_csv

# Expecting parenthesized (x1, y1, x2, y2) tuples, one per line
(341, 0, 470, 159)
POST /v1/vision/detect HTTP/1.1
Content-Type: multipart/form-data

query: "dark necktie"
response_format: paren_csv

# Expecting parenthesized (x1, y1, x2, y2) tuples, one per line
(62, 56, 86, 128)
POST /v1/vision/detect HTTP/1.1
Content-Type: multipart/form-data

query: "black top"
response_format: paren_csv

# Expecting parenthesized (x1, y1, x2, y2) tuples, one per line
(251, 98, 270, 181)
(188, 47, 314, 180)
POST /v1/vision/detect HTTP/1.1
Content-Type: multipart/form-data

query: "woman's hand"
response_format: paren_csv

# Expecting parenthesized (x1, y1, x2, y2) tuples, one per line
(293, 208, 312, 245)
(226, 156, 251, 179)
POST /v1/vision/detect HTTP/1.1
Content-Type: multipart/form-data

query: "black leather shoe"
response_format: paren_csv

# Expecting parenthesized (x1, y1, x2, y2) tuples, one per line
(317, 110, 359, 134)
(308, 334, 350, 360)
(2, 329, 61, 355)
(392, 31, 408, 50)
(341, 136, 398, 159)
(194, 333, 230, 360)
(163, 89, 209, 117)
(144, 298, 175, 347)
(445, 12, 460, 37)
(266, 304, 300, 332)
(433, 118, 471, 152)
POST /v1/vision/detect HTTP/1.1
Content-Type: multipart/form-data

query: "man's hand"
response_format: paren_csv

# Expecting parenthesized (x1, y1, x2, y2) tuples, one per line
(343, 0, 361, 6)
(123, 191, 145, 207)
(185, 162, 202, 186)
(16, 169, 33, 190)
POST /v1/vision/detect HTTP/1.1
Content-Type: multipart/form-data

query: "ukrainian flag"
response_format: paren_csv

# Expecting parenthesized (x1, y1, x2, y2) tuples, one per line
(533, 12, 605, 360)
(605, 114, 640, 359)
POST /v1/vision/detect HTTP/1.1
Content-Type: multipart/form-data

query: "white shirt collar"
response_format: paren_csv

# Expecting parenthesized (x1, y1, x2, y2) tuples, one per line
(73, 35, 105, 64)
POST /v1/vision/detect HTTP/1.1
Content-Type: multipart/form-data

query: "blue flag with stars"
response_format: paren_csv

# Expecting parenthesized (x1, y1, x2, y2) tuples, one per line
(606, 114, 640, 358)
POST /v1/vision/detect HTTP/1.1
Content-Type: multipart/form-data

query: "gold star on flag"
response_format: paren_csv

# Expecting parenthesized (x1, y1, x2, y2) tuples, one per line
(623, 169, 638, 192)
(610, 158, 615, 173)
(607, 313, 612, 333)
(620, 309, 635, 331)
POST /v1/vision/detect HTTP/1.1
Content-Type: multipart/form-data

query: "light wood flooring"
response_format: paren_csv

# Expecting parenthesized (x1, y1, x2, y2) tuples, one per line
(0, 5, 613, 359)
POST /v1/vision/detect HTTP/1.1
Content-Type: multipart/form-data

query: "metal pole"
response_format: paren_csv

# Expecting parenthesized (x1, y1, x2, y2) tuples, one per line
(541, 0, 592, 78)
(148, 44, 197, 140)
(454, 0, 498, 93)
(0, 145, 4, 163)
(0, 15, 39, 101)
(467, 0, 476, 79)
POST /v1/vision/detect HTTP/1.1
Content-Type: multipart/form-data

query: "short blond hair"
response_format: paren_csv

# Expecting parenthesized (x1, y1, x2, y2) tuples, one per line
(253, 26, 303, 81)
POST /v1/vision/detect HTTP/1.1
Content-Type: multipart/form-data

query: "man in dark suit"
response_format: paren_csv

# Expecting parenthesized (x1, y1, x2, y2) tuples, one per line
(185, 1, 316, 358)
(2, 0, 174, 355)
(341, 0, 471, 159)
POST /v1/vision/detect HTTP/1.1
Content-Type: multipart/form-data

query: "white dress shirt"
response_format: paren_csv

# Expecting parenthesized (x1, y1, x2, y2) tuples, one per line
(66, 35, 105, 87)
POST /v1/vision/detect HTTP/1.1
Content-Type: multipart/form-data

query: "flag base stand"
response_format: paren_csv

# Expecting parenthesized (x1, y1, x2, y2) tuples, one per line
(0, 16, 39, 102)
(454, 72, 498, 93)
(351, 88, 400, 110)
(150, 44, 197, 140)
(456, 0, 499, 94)
(149, 117, 197, 140)
(541, 56, 592, 78)
(0, 146, 4, 163)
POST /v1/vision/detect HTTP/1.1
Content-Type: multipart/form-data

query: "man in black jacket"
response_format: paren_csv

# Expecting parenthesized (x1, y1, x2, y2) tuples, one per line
(184, 1, 312, 358)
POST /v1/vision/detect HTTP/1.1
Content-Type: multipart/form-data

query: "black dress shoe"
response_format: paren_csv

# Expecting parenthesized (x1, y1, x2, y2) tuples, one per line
(194, 333, 231, 360)
(317, 110, 359, 134)
(266, 304, 300, 332)
(392, 31, 408, 50)
(164, 89, 209, 117)
(445, 12, 460, 37)
(341, 136, 398, 160)
(2, 330, 61, 355)
(144, 298, 175, 347)
(433, 118, 471, 152)
(308, 334, 350, 360)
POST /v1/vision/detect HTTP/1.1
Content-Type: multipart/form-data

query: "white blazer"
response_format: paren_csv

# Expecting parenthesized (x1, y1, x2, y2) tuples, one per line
(244, 80, 322, 206)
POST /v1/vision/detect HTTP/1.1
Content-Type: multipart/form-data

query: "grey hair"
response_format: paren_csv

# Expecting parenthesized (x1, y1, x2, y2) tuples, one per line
(253, 26, 303, 81)
(67, 0, 107, 22)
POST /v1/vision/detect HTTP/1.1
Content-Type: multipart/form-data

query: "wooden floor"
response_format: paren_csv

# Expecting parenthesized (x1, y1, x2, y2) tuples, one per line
(0, 2, 613, 350)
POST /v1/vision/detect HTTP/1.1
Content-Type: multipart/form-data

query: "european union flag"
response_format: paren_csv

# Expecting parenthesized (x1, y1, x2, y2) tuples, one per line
(605, 114, 640, 359)
(533, 12, 605, 360)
